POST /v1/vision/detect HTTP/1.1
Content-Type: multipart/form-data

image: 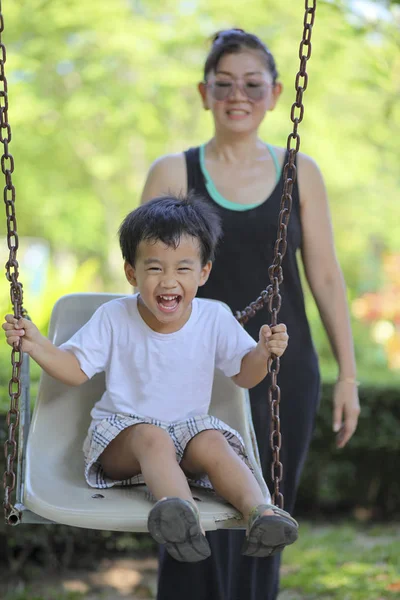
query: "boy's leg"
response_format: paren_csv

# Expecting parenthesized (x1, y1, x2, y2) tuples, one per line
(100, 423, 211, 562)
(180, 429, 269, 519)
(180, 429, 298, 556)
(100, 423, 194, 503)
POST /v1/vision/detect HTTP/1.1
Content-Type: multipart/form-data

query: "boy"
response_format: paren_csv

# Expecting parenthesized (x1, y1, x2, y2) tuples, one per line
(3, 193, 297, 563)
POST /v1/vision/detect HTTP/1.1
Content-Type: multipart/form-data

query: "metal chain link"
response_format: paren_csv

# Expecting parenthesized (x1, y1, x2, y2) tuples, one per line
(1, 1, 26, 524)
(236, 0, 316, 508)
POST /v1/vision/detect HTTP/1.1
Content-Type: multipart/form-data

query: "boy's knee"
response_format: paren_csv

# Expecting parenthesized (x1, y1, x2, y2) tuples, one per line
(182, 430, 230, 473)
(133, 424, 174, 457)
(192, 429, 228, 453)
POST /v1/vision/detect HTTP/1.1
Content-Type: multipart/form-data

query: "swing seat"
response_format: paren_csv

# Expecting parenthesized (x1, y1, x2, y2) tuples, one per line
(22, 293, 270, 532)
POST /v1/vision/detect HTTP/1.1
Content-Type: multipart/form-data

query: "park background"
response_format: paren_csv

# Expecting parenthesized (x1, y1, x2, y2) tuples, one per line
(0, 0, 399, 598)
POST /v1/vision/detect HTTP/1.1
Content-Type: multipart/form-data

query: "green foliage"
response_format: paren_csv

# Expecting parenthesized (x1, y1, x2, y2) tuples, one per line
(280, 522, 400, 599)
(4, 0, 399, 260)
(2, 0, 398, 380)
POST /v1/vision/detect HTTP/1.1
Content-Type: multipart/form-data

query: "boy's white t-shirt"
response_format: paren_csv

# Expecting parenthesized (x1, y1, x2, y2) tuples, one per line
(59, 294, 257, 424)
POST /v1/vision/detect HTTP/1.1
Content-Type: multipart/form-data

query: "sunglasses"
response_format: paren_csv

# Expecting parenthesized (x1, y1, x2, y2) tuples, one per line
(205, 80, 271, 102)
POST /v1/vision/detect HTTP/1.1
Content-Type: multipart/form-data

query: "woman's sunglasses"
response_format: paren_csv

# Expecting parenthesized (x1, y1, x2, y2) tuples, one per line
(205, 80, 271, 102)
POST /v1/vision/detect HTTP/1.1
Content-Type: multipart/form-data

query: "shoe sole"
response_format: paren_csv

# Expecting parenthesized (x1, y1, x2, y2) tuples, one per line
(148, 498, 211, 563)
(242, 515, 299, 557)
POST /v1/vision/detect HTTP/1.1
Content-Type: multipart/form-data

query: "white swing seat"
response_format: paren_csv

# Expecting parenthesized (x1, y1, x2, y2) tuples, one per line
(23, 293, 270, 532)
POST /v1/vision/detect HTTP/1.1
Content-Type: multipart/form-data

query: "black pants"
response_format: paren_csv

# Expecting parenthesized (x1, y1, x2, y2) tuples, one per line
(157, 362, 320, 600)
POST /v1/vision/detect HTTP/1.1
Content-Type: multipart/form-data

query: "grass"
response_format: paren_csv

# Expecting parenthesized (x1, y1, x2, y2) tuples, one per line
(280, 522, 400, 599)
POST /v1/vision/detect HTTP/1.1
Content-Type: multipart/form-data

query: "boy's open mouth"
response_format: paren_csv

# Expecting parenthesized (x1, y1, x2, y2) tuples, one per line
(156, 295, 182, 312)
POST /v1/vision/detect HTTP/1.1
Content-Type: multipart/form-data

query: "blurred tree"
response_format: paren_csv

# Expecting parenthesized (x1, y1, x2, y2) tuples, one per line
(1, 0, 399, 379)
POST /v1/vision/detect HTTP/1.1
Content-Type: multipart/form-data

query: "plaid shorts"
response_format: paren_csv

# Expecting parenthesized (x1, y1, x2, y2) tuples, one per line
(83, 413, 254, 490)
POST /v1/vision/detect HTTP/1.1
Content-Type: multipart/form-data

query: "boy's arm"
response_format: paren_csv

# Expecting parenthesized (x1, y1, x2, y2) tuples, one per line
(3, 316, 88, 386)
(232, 324, 288, 389)
(30, 336, 88, 386)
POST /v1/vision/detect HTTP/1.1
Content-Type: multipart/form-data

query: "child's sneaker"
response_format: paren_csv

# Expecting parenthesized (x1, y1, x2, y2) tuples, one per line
(242, 503, 299, 557)
(147, 497, 211, 562)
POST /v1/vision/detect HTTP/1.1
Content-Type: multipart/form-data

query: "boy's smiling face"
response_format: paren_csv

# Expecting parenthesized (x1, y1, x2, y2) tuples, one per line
(125, 234, 212, 333)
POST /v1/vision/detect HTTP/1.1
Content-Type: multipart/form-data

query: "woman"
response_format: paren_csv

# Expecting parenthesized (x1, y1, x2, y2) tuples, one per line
(141, 29, 360, 600)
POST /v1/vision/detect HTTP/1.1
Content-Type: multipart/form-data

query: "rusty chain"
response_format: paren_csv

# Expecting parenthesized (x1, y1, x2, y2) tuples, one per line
(236, 0, 316, 508)
(1, 1, 26, 524)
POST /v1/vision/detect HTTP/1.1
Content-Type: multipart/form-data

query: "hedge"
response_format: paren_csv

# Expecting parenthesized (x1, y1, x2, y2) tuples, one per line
(297, 384, 400, 518)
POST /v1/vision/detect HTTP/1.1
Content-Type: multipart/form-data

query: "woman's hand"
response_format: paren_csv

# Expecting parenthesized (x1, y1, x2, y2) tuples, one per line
(333, 381, 361, 448)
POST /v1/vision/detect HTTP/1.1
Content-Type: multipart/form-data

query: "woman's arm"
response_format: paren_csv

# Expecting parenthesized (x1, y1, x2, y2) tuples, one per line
(297, 153, 360, 448)
(141, 153, 187, 204)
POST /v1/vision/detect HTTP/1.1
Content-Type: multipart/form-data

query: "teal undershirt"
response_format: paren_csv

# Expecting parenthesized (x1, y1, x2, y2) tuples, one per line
(199, 143, 281, 212)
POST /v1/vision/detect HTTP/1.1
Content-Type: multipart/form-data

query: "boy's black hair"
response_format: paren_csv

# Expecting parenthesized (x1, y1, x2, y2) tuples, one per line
(119, 192, 222, 266)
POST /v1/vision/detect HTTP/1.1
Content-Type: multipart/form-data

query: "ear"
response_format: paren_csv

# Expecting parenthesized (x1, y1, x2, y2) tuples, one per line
(124, 261, 137, 287)
(269, 81, 283, 111)
(198, 81, 209, 111)
(198, 261, 212, 287)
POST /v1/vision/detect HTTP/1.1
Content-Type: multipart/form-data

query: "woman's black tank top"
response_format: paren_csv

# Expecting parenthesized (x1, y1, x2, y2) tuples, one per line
(185, 145, 317, 369)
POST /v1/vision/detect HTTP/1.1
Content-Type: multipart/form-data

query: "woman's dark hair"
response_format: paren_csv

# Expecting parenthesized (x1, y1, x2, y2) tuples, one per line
(204, 29, 278, 83)
(119, 192, 222, 267)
